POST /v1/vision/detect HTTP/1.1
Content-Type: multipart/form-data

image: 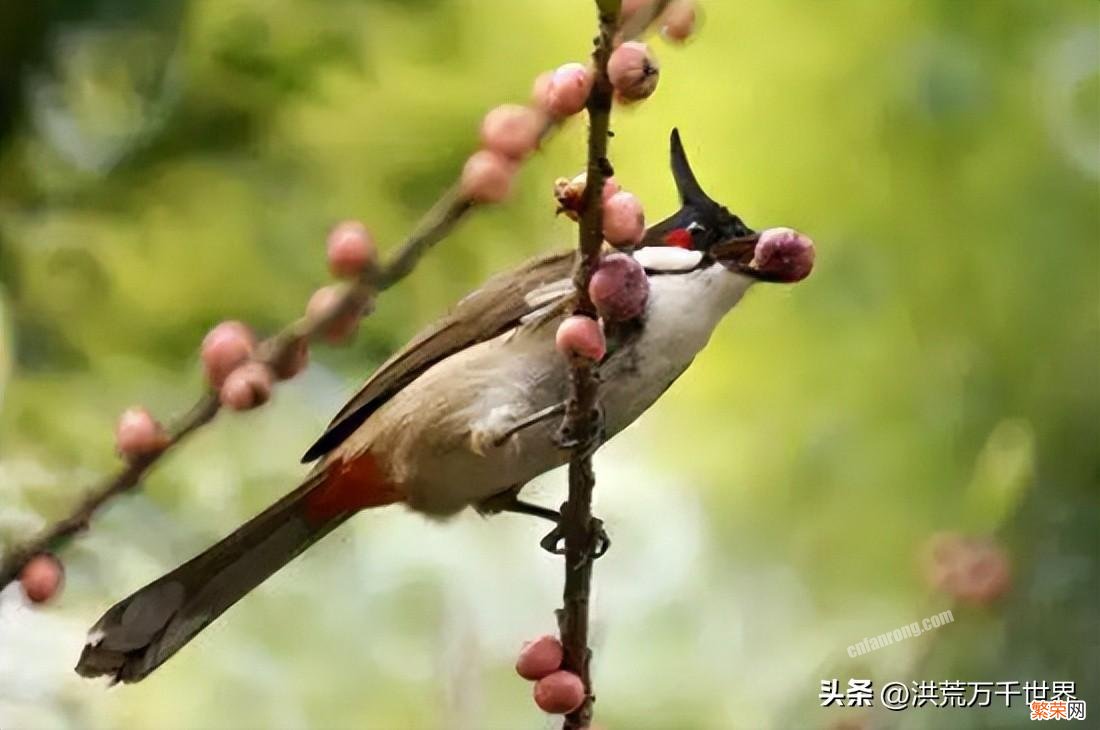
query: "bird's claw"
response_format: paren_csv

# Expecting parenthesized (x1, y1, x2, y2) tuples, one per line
(539, 517, 610, 560)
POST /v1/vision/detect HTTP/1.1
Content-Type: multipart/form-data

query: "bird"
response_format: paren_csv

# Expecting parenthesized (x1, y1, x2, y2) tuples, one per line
(75, 129, 814, 683)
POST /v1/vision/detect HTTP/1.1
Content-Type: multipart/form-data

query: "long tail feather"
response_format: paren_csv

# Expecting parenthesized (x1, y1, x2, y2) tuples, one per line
(75, 469, 366, 683)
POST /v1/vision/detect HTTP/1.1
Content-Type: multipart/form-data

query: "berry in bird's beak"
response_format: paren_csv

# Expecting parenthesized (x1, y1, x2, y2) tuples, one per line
(750, 227, 815, 283)
(709, 227, 815, 283)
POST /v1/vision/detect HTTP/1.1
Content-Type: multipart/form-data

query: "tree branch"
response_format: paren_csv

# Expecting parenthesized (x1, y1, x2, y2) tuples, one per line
(555, 2, 620, 728)
(0, 190, 476, 590)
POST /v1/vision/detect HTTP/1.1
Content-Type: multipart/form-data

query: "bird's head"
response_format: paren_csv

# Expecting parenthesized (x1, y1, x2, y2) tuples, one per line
(641, 129, 814, 284)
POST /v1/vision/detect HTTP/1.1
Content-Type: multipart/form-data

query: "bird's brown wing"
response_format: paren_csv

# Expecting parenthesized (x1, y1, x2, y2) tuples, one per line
(301, 249, 575, 462)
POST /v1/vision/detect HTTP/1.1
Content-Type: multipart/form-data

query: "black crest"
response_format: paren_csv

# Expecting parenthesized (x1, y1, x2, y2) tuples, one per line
(641, 129, 754, 250)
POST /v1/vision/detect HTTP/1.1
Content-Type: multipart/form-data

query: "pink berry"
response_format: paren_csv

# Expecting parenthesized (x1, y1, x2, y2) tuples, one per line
(922, 533, 1011, 606)
(115, 407, 169, 458)
(546, 63, 592, 118)
(306, 285, 362, 344)
(532, 71, 555, 112)
(602, 191, 646, 246)
(480, 104, 544, 161)
(555, 316, 606, 362)
(219, 361, 275, 411)
(608, 41, 660, 103)
(460, 150, 517, 204)
(20, 554, 63, 604)
(589, 253, 649, 321)
(660, 0, 697, 42)
(533, 671, 585, 715)
(751, 227, 815, 283)
(326, 220, 376, 278)
(201, 321, 256, 388)
(516, 635, 564, 680)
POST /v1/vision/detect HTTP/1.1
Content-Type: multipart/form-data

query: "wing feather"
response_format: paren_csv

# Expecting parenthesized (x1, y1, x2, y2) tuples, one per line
(301, 250, 574, 462)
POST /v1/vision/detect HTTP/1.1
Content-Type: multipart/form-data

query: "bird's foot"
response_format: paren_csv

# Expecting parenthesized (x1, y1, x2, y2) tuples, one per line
(539, 515, 610, 562)
(476, 486, 560, 523)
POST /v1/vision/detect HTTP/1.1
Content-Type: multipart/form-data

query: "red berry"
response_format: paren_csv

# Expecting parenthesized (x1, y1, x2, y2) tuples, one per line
(20, 554, 64, 604)
(460, 150, 518, 204)
(608, 42, 659, 102)
(533, 671, 585, 714)
(115, 407, 169, 458)
(589, 253, 649, 321)
(602, 191, 646, 246)
(546, 63, 592, 118)
(480, 104, 544, 161)
(326, 220, 376, 278)
(555, 316, 606, 362)
(219, 361, 275, 411)
(751, 227, 815, 283)
(516, 634, 564, 680)
(201, 321, 256, 388)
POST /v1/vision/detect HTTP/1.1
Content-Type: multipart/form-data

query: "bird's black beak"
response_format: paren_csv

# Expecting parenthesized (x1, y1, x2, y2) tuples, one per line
(708, 232, 762, 275)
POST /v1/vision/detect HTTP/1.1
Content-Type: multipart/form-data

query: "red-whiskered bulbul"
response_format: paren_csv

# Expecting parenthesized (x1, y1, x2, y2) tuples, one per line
(75, 129, 814, 682)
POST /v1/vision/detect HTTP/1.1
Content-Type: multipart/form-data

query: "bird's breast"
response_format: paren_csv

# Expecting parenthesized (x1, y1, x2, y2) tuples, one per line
(346, 264, 753, 516)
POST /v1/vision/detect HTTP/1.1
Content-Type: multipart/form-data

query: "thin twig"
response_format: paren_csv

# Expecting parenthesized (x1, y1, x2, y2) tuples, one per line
(0, 190, 475, 590)
(555, 1, 620, 728)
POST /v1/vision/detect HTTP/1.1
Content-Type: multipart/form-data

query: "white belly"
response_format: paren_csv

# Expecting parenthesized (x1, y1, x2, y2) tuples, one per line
(343, 264, 753, 516)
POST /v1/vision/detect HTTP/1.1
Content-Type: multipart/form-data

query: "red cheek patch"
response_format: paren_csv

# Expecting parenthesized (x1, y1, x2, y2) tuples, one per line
(663, 228, 693, 249)
(304, 452, 403, 525)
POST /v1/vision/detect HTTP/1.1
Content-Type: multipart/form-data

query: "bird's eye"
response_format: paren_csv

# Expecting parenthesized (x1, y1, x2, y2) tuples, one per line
(685, 221, 711, 247)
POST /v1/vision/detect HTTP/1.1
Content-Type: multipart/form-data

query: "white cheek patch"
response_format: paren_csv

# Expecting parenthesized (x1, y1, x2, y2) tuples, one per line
(633, 246, 704, 272)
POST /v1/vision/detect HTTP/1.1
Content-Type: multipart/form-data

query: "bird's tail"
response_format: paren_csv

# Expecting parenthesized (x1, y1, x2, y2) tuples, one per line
(76, 453, 400, 683)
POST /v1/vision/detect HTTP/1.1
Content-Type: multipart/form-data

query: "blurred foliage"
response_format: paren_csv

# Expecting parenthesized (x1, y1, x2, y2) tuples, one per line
(0, 1, 1097, 729)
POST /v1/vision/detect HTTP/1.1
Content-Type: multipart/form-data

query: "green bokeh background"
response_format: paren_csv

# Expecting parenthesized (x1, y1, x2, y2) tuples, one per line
(1, 1, 1097, 728)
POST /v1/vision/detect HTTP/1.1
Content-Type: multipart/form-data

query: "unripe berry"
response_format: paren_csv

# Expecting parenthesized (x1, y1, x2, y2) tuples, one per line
(219, 361, 275, 411)
(480, 104, 544, 161)
(553, 173, 621, 221)
(660, 0, 697, 43)
(533, 671, 585, 715)
(555, 316, 606, 362)
(516, 635, 564, 680)
(306, 285, 362, 344)
(589, 253, 649, 321)
(20, 554, 63, 604)
(602, 191, 646, 246)
(546, 63, 592, 118)
(326, 220, 377, 278)
(115, 407, 169, 458)
(608, 41, 659, 102)
(460, 150, 518, 203)
(751, 227, 816, 283)
(201, 321, 256, 388)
